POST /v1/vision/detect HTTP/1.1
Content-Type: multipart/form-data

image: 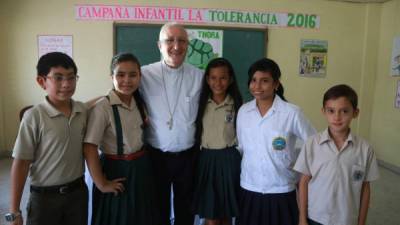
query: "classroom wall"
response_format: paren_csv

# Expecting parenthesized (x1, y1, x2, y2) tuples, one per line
(0, 0, 398, 167)
(369, 0, 400, 167)
(0, 2, 10, 155)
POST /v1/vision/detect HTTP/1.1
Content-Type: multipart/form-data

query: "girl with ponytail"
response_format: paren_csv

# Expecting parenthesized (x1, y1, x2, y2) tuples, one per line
(236, 58, 316, 225)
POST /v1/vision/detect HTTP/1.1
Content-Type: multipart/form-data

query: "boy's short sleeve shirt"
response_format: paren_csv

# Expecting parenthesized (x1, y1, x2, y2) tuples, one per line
(293, 129, 380, 225)
(12, 98, 87, 186)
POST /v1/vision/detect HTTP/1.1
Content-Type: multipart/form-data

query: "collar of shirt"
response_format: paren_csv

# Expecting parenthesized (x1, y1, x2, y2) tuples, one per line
(245, 95, 285, 116)
(319, 128, 354, 146)
(161, 60, 184, 75)
(207, 94, 234, 109)
(107, 89, 137, 111)
(43, 96, 83, 118)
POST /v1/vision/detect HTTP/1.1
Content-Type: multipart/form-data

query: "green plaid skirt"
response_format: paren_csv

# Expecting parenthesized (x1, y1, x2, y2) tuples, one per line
(192, 147, 241, 219)
(92, 152, 159, 225)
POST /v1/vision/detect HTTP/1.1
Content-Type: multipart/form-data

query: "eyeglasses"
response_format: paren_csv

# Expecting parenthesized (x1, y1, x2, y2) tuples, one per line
(160, 38, 188, 46)
(46, 75, 79, 83)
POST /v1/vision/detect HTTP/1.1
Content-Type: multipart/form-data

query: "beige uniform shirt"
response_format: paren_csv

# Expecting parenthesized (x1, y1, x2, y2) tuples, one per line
(294, 129, 380, 225)
(201, 95, 236, 149)
(84, 90, 143, 154)
(13, 97, 87, 186)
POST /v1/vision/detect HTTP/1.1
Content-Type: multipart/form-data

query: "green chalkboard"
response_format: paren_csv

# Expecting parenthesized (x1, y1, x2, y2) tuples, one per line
(114, 24, 267, 101)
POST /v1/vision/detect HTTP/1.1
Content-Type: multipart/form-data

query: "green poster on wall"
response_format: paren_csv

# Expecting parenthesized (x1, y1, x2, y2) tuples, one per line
(186, 29, 223, 70)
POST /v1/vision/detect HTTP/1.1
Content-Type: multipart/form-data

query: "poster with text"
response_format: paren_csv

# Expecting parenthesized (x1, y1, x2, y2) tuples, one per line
(186, 29, 223, 70)
(38, 35, 73, 58)
(391, 36, 400, 76)
(299, 39, 328, 77)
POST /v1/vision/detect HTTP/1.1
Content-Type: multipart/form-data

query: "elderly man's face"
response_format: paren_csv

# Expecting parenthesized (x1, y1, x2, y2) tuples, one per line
(158, 26, 189, 68)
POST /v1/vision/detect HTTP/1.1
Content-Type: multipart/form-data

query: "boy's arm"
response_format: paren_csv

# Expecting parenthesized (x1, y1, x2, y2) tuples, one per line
(298, 174, 311, 225)
(83, 143, 125, 195)
(10, 159, 31, 225)
(358, 181, 370, 225)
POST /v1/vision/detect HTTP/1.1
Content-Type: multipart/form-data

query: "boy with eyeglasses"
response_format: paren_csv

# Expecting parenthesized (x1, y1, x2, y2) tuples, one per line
(7, 52, 88, 225)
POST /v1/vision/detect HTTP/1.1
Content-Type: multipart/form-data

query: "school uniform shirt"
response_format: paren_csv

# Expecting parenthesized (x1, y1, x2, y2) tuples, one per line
(84, 90, 143, 154)
(201, 95, 236, 149)
(140, 61, 203, 152)
(236, 95, 316, 194)
(294, 129, 380, 225)
(12, 97, 87, 186)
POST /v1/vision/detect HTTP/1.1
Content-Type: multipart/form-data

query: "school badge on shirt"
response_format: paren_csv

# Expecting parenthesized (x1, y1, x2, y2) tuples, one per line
(272, 137, 286, 151)
(353, 170, 364, 181)
(225, 113, 233, 123)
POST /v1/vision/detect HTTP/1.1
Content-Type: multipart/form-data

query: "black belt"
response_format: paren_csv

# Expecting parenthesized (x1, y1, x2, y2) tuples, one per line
(30, 176, 84, 194)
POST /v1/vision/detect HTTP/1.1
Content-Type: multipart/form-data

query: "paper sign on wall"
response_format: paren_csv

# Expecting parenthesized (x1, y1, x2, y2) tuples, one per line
(395, 80, 400, 109)
(38, 35, 73, 58)
(75, 5, 320, 30)
(185, 29, 223, 69)
(391, 36, 400, 76)
(299, 39, 328, 77)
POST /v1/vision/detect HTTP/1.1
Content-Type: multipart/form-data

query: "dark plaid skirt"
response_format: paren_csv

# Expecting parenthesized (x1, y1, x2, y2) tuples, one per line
(308, 218, 324, 225)
(237, 188, 299, 225)
(192, 147, 241, 219)
(91, 152, 159, 225)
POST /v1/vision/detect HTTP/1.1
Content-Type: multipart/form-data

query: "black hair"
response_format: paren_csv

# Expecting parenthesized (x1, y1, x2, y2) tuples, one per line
(110, 52, 147, 123)
(247, 57, 286, 101)
(36, 52, 77, 77)
(195, 57, 243, 145)
(323, 84, 358, 109)
(110, 52, 141, 75)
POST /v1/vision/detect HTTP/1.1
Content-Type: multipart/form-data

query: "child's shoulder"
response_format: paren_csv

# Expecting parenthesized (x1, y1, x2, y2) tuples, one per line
(238, 99, 256, 113)
(303, 131, 324, 148)
(349, 132, 373, 152)
(89, 96, 112, 114)
(25, 101, 56, 117)
(73, 100, 89, 112)
(277, 98, 302, 114)
(92, 96, 109, 106)
(19, 103, 52, 127)
(21, 104, 41, 121)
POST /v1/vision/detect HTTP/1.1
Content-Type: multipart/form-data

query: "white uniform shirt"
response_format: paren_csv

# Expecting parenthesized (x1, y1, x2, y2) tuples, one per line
(236, 96, 316, 193)
(294, 129, 379, 225)
(140, 61, 203, 152)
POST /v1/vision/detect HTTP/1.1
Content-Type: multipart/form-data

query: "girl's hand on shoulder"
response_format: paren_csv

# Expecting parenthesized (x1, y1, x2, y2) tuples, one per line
(98, 177, 126, 195)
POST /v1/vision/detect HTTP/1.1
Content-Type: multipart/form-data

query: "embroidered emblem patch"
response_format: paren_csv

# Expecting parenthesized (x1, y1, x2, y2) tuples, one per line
(225, 113, 233, 123)
(353, 170, 364, 181)
(272, 137, 286, 151)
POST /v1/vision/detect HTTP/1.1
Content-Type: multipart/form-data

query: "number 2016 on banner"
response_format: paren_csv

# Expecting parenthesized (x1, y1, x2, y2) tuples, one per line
(287, 13, 318, 29)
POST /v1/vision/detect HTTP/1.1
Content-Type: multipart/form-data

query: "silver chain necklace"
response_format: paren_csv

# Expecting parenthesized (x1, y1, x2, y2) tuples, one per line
(161, 63, 184, 130)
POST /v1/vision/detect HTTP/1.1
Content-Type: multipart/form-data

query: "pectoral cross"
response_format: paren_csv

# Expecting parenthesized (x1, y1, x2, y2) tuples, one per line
(167, 117, 173, 130)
